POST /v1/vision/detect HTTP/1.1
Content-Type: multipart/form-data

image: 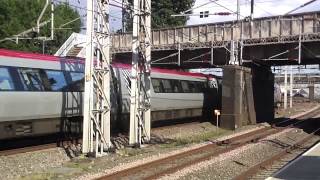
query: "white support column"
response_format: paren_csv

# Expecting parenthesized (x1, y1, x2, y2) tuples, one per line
(83, 0, 94, 154)
(144, 0, 152, 142)
(229, 41, 239, 65)
(290, 66, 293, 108)
(50, 1, 54, 40)
(237, 0, 240, 21)
(122, 0, 128, 32)
(129, 0, 152, 146)
(100, 0, 112, 152)
(298, 18, 302, 64)
(239, 22, 243, 65)
(210, 41, 214, 66)
(129, 0, 140, 145)
(82, 0, 111, 157)
(284, 66, 288, 109)
(229, 41, 235, 64)
(178, 43, 181, 66)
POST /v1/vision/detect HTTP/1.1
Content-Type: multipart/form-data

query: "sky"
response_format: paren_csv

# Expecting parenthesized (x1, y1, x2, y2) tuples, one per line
(64, 0, 123, 32)
(65, 0, 319, 31)
(187, 0, 318, 25)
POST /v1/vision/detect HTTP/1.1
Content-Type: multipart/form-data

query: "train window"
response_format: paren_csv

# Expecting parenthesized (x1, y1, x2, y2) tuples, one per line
(202, 82, 208, 89)
(46, 70, 68, 91)
(162, 79, 173, 93)
(18, 68, 45, 91)
(188, 81, 197, 93)
(181, 81, 191, 93)
(171, 80, 182, 93)
(151, 78, 163, 93)
(0, 67, 15, 90)
(69, 72, 84, 91)
(194, 81, 203, 92)
(197, 81, 205, 91)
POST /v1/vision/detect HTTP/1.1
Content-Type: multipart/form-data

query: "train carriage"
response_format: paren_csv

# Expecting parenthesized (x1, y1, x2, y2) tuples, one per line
(0, 49, 219, 139)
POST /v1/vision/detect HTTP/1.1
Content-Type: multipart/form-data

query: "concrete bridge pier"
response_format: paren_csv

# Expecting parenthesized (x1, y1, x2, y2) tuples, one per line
(220, 66, 256, 130)
(220, 64, 274, 130)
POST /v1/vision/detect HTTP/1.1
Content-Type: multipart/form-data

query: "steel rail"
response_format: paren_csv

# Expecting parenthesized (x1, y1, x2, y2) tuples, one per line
(0, 140, 78, 156)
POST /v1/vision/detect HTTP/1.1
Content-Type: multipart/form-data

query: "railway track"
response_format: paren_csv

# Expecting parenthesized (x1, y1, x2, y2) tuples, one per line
(96, 107, 320, 180)
(1, 105, 319, 180)
(234, 127, 320, 180)
(0, 115, 208, 156)
(0, 142, 60, 156)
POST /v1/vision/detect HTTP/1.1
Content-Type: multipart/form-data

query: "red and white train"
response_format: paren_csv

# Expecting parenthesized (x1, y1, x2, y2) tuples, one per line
(0, 49, 220, 139)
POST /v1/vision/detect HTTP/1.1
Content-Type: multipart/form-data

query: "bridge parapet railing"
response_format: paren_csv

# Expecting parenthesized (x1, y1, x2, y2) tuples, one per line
(111, 11, 320, 53)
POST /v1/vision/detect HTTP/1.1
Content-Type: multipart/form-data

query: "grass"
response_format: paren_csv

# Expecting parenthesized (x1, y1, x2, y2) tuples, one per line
(116, 146, 151, 157)
(19, 173, 57, 180)
(160, 128, 229, 148)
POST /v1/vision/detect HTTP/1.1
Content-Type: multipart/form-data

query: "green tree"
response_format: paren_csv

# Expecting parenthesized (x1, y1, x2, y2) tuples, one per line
(0, 0, 81, 54)
(124, 0, 194, 31)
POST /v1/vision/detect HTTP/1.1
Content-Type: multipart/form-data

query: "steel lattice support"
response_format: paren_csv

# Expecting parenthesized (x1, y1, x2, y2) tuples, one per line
(129, 0, 152, 145)
(83, 0, 112, 157)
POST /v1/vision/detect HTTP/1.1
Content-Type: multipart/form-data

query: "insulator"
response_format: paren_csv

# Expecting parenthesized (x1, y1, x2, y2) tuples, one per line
(216, 12, 232, 16)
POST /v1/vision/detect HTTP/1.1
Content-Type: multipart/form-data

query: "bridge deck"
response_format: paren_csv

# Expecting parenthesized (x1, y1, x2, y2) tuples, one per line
(112, 11, 320, 53)
(111, 11, 320, 67)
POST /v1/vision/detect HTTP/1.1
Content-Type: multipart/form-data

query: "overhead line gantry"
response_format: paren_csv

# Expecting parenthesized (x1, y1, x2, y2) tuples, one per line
(83, 0, 112, 157)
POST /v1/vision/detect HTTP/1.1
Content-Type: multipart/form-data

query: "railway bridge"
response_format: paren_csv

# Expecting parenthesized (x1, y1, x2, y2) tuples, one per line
(109, 11, 320, 131)
(71, 6, 320, 155)
(111, 11, 320, 68)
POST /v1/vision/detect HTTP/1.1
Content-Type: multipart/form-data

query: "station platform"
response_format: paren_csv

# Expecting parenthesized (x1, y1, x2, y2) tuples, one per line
(267, 141, 320, 180)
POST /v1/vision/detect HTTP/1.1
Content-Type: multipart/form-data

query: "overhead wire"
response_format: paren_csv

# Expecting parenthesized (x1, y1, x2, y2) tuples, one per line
(209, 0, 246, 18)
(284, 0, 318, 15)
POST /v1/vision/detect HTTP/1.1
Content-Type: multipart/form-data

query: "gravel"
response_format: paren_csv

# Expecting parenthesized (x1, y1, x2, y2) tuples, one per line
(275, 102, 319, 118)
(0, 148, 70, 180)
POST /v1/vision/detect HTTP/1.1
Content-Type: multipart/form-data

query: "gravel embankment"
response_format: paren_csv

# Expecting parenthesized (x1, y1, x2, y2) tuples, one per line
(251, 136, 319, 180)
(165, 128, 320, 180)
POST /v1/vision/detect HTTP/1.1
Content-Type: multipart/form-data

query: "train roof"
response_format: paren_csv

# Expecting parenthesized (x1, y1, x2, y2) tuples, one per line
(0, 48, 211, 79)
(0, 48, 82, 63)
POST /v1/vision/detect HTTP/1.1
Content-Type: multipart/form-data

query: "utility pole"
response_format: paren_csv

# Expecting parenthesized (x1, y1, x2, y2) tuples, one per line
(237, 0, 240, 21)
(122, 0, 128, 32)
(83, 0, 112, 157)
(284, 66, 288, 109)
(290, 66, 293, 108)
(250, 0, 254, 20)
(129, 0, 152, 146)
